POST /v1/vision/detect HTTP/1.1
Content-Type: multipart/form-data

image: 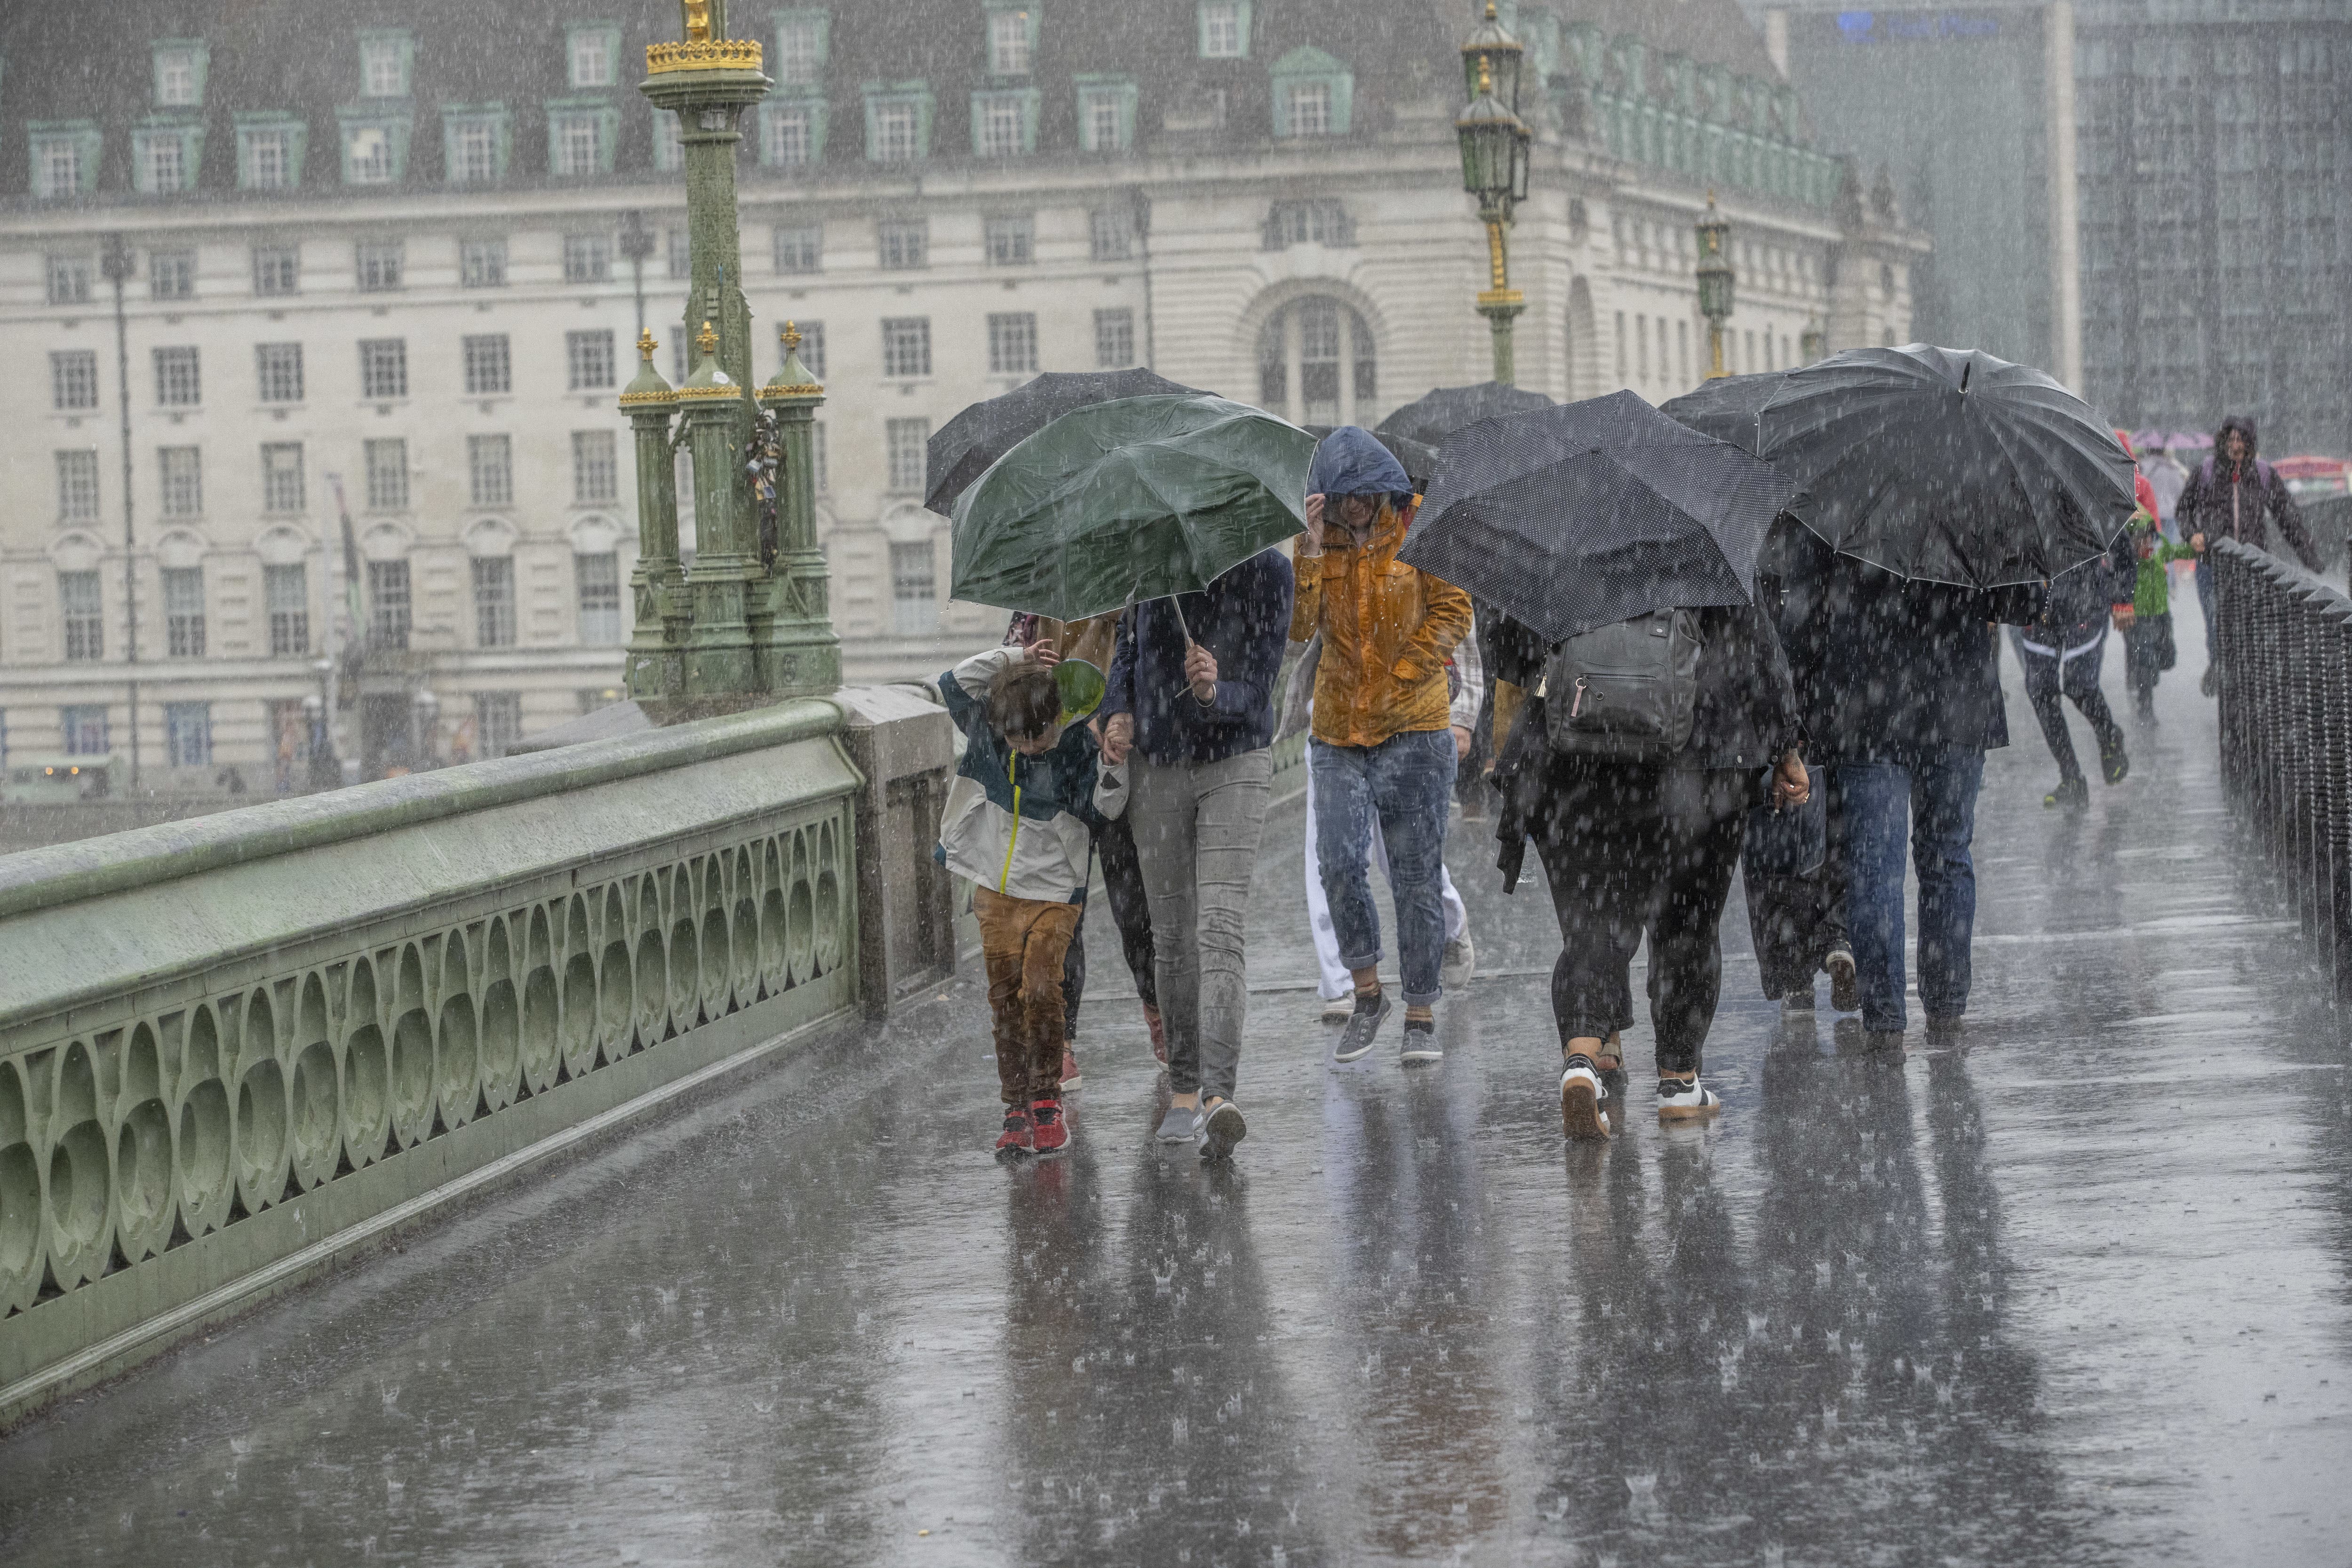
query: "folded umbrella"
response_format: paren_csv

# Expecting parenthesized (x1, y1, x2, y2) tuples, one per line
(1374, 380, 1553, 448)
(949, 394, 1316, 623)
(925, 368, 1205, 516)
(1399, 390, 1790, 644)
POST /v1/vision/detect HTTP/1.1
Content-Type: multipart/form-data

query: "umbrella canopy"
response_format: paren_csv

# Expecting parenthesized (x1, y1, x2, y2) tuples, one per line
(949, 394, 1316, 622)
(1657, 371, 1785, 452)
(924, 368, 1205, 516)
(1303, 424, 1440, 489)
(1374, 381, 1554, 447)
(1399, 390, 1791, 644)
(1665, 344, 2137, 589)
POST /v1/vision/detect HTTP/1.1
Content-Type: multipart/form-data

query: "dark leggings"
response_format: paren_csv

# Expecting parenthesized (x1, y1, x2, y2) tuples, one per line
(1060, 811, 1159, 1036)
(2014, 627, 2122, 783)
(1532, 763, 1751, 1075)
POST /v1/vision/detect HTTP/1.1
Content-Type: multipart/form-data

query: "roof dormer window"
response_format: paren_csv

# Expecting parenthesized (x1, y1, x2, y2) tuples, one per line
(987, 8, 1034, 76)
(153, 42, 207, 108)
(568, 24, 620, 89)
(360, 32, 412, 98)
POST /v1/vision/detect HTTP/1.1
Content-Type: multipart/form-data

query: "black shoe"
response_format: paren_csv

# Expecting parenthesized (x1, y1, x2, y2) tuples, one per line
(1925, 1012, 1966, 1043)
(1826, 947, 1859, 1013)
(2201, 666, 2218, 698)
(1200, 1101, 1247, 1161)
(2100, 736, 2130, 786)
(2044, 775, 2089, 811)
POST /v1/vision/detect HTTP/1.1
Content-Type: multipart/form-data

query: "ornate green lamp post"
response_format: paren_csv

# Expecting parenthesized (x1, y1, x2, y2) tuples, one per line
(1457, 3, 1531, 385)
(620, 328, 685, 695)
(1696, 193, 1735, 379)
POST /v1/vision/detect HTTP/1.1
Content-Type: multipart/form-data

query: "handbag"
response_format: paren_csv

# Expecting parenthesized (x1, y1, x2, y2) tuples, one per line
(1743, 784, 1826, 878)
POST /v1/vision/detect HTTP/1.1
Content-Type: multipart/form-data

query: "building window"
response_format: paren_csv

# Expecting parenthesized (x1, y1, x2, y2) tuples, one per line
(472, 557, 517, 647)
(885, 418, 930, 493)
(355, 240, 404, 291)
(469, 435, 514, 508)
(890, 540, 937, 635)
(359, 33, 410, 98)
(667, 227, 691, 279)
(878, 217, 928, 269)
(576, 553, 622, 645)
(474, 692, 524, 759)
(1288, 82, 1330, 136)
(266, 563, 309, 655)
(1077, 79, 1137, 153)
(448, 116, 502, 184)
(368, 560, 411, 649)
(1256, 295, 1377, 427)
(1264, 199, 1354, 249)
(256, 342, 304, 403)
(159, 446, 203, 517)
(461, 238, 507, 287)
(774, 225, 822, 274)
(463, 334, 512, 396)
(32, 130, 94, 200)
(988, 8, 1034, 74)
(52, 350, 99, 411)
(1271, 48, 1352, 138)
(1095, 308, 1136, 368)
(60, 572, 103, 662)
(652, 108, 684, 172)
(155, 46, 204, 107)
(150, 251, 196, 301)
(567, 25, 618, 89)
(165, 703, 213, 767)
(775, 11, 829, 85)
(136, 131, 191, 195)
(866, 90, 930, 163)
(1090, 206, 1134, 261)
(365, 437, 408, 510)
(1199, 0, 1249, 58)
(985, 214, 1034, 265)
(61, 705, 110, 755)
(345, 125, 399, 185)
(359, 338, 408, 400)
(882, 318, 932, 379)
(262, 442, 307, 513)
(57, 451, 101, 520)
(973, 90, 1034, 157)
(988, 313, 1038, 377)
(551, 111, 606, 177)
(254, 246, 300, 296)
(154, 346, 203, 407)
(573, 430, 618, 504)
(790, 321, 827, 378)
(563, 234, 612, 284)
(163, 568, 207, 658)
(762, 102, 822, 167)
(239, 125, 298, 190)
(47, 254, 93, 306)
(52, 447, 110, 530)
(567, 331, 616, 390)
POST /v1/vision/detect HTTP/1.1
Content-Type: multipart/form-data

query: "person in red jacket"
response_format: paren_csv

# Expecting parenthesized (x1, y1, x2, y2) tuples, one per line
(2180, 415, 2320, 694)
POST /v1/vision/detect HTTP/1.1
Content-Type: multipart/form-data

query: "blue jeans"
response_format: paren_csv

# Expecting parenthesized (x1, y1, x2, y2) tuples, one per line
(1836, 753, 1985, 1032)
(2195, 555, 2216, 665)
(1310, 729, 1456, 1007)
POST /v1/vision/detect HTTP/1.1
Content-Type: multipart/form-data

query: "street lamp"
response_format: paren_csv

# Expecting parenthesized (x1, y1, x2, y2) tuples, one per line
(1457, 3, 1531, 385)
(1695, 192, 1735, 379)
(411, 689, 439, 770)
(618, 209, 657, 340)
(305, 656, 339, 791)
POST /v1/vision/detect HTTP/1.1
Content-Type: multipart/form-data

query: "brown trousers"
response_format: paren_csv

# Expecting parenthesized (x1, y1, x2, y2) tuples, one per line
(974, 886, 1082, 1105)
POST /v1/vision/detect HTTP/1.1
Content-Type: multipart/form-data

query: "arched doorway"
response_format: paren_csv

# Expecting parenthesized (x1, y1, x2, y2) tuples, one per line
(1257, 295, 1377, 427)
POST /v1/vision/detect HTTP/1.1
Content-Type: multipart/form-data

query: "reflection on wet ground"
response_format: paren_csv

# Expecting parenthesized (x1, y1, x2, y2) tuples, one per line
(5, 622, 2350, 1566)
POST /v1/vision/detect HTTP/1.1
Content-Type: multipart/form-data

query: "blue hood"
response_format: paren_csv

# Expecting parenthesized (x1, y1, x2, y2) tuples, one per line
(1308, 426, 1412, 497)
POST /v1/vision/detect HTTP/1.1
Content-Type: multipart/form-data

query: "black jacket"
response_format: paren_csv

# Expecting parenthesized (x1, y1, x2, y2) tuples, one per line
(2178, 414, 2319, 571)
(2029, 526, 2137, 643)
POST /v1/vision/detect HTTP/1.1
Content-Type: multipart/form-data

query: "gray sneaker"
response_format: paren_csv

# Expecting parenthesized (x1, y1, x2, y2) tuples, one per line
(1201, 1101, 1248, 1161)
(1331, 992, 1392, 1064)
(1155, 1103, 1206, 1143)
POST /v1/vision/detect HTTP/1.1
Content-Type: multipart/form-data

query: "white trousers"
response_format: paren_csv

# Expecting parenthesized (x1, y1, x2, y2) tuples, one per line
(1302, 739, 1469, 1001)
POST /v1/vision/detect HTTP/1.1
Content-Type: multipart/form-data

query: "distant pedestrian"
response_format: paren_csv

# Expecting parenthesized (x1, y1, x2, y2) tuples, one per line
(2115, 434, 2192, 724)
(1291, 427, 1473, 1067)
(936, 642, 1106, 1161)
(1489, 600, 1809, 1138)
(2012, 524, 2136, 810)
(2180, 414, 2320, 694)
(1099, 547, 1294, 1161)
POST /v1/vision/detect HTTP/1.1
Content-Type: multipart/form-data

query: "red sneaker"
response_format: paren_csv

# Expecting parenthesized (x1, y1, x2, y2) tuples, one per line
(995, 1105, 1034, 1160)
(1030, 1098, 1069, 1155)
(1142, 1003, 1167, 1066)
(1059, 1044, 1082, 1091)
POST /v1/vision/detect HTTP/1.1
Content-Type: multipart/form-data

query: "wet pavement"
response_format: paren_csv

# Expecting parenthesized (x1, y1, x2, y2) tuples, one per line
(6, 607, 2352, 1566)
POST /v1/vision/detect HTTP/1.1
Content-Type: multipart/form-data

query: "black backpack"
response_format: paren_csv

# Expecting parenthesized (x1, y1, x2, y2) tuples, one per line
(1541, 610, 1703, 763)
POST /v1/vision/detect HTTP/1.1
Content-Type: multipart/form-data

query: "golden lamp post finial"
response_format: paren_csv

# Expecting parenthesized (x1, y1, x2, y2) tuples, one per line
(638, 328, 658, 362)
(696, 319, 719, 357)
(1485, 0, 1498, 18)
(781, 321, 802, 351)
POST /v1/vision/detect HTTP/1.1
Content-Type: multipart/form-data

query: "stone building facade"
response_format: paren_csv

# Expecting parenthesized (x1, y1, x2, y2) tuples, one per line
(0, 0, 1917, 790)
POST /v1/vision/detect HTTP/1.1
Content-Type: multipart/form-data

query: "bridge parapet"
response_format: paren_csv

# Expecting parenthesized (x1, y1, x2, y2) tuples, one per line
(0, 696, 916, 1425)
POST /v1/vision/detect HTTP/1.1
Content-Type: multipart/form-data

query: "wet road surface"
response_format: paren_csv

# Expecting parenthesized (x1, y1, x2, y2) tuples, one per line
(5, 612, 2350, 1566)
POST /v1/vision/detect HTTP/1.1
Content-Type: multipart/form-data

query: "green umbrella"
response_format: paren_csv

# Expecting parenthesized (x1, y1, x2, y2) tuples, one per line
(949, 394, 1316, 623)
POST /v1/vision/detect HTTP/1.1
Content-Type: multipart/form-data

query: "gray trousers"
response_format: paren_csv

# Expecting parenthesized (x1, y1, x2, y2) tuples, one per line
(1128, 748, 1273, 1101)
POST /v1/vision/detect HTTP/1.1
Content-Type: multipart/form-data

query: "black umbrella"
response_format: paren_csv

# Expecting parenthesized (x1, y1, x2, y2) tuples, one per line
(1657, 371, 1785, 451)
(1399, 390, 1791, 644)
(1666, 345, 2136, 588)
(925, 368, 1206, 515)
(1302, 425, 1441, 489)
(1374, 380, 1553, 447)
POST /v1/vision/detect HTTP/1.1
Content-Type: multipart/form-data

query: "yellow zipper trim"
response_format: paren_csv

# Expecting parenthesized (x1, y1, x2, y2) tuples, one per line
(998, 749, 1021, 892)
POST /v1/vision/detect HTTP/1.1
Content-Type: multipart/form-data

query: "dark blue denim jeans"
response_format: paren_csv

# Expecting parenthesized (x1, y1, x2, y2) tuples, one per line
(1835, 753, 1985, 1033)
(1310, 728, 1456, 1006)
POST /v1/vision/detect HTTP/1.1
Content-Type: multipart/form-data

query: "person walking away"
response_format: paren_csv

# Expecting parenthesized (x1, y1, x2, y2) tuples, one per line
(936, 642, 1106, 1160)
(1299, 619, 1482, 1024)
(1488, 602, 1809, 1138)
(1098, 547, 1294, 1160)
(2011, 522, 2137, 809)
(2180, 415, 2321, 695)
(1291, 427, 1473, 1066)
(2114, 434, 2191, 724)
(1780, 523, 2038, 1041)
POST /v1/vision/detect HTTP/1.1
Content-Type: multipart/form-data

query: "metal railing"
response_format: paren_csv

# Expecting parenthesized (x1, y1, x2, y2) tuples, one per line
(2212, 538, 2352, 999)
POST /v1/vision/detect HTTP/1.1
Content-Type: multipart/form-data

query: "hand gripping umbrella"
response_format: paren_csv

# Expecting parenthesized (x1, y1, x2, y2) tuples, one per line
(949, 393, 1316, 624)
(1398, 390, 1791, 645)
(925, 368, 1206, 517)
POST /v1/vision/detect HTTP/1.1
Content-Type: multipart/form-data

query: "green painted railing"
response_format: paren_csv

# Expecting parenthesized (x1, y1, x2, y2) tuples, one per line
(0, 699, 863, 1424)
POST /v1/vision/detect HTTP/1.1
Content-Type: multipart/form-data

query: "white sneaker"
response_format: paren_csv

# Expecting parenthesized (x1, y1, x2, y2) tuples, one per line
(1320, 996, 1355, 1024)
(1560, 1055, 1610, 1140)
(1656, 1075, 1721, 1122)
(1441, 935, 1475, 990)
